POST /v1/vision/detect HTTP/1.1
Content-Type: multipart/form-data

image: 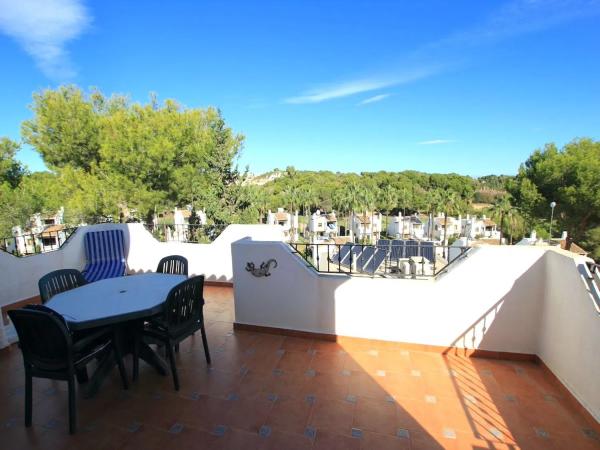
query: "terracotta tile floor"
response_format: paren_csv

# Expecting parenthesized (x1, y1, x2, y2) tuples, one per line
(1, 286, 599, 449)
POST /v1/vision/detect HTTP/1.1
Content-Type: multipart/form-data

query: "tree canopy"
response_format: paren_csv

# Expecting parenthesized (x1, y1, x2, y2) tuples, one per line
(1, 86, 599, 258)
(509, 138, 600, 257)
(18, 86, 248, 225)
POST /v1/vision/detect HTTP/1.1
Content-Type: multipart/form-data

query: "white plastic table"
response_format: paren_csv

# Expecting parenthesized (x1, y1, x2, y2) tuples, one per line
(46, 273, 186, 397)
(47, 273, 186, 330)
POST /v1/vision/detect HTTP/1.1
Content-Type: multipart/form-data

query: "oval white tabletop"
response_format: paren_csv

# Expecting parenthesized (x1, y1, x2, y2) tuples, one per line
(46, 273, 186, 330)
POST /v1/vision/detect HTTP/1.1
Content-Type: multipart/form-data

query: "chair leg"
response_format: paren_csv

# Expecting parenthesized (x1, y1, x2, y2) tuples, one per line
(76, 367, 89, 384)
(174, 343, 179, 353)
(68, 376, 77, 434)
(132, 331, 140, 382)
(113, 329, 129, 390)
(200, 325, 211, 365)
(25, 365, 32, 427)
(165, 343, 180, 391)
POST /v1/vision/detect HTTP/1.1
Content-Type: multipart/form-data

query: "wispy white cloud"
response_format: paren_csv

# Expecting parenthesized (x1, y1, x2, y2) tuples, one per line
(358, 93, 391, 105)
(0, 0, 91, 80)
(425, 0, 600, 51)
(284, 67, 439, 104)
(417, 139, 455, 145)
(284, 0, 599, 106)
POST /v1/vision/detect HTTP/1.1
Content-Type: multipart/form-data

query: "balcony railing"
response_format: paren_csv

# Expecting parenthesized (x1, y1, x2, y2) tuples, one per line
(1, 222, 229, 257)
(143, 223, 227, 244)
(289, 240, 471, 278)
(1, 227, 78, 257)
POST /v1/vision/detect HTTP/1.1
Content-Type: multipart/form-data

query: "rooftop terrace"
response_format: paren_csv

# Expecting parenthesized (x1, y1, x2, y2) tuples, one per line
(1, 223, 599, 449)
(2, 286, 599, 449)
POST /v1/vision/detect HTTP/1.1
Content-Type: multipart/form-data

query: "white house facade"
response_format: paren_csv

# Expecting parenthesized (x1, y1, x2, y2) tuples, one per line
(308, 210, 338, 241)
(387, 213, 425, 240)
(352, 211, 383, 243)
(266, 208, 299, 241)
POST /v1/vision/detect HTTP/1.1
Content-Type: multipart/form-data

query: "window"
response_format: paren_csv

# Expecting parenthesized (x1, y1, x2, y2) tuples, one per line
(42, 237, 57, 247)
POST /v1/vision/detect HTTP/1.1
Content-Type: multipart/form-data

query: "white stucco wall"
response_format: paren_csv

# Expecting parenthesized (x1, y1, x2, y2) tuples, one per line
(0, 223, 284, 307)
(232, 240, 599, 421)
(232, 243, 546, 353)
(538, 251, 600, 422)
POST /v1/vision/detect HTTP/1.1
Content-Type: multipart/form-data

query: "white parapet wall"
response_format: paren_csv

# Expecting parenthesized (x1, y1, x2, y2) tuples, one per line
(538, 251, 600, 423)
(232, 242, 547, 352)
(232, 239, 600, 422)
(0, 223, 284, 308)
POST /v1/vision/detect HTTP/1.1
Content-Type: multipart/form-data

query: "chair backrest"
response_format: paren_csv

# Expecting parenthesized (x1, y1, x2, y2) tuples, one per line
(84, 230, 125, 263)
(8, 306, 72, 372)
(157, 255, 188, 276)
(38, 269, 87, 304)
(164, 275, 205, 334)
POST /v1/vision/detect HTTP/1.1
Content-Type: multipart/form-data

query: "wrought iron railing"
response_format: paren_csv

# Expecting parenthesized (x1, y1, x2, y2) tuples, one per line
(587, 261, 599, 276)
(143, 223, 227, 244)
(1, 221, 229, 257)
(0, 227, 78, 257)
(289, 240, 471, 279)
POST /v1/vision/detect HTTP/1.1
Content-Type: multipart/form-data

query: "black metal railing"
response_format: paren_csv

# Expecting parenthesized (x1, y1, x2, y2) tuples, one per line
(143, 223, 227, 244)
(587, 261, 599, 276)
(289, 241, 471, 279)
(1, 221, 230, 257)
(0, 227, 78, 257)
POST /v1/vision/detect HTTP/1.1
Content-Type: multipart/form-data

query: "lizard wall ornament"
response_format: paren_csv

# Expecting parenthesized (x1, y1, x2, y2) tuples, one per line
(245, 259, 278, 277)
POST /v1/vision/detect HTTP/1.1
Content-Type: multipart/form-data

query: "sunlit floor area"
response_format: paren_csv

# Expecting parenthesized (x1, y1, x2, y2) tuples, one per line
(1, 286, 598, 450)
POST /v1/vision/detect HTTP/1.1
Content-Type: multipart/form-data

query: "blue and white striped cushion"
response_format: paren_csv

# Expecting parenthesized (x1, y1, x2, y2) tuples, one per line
(83, 230, 126, 282)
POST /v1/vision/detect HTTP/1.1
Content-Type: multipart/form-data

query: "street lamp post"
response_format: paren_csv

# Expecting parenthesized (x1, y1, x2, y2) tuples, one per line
(549, 201, 556, 241)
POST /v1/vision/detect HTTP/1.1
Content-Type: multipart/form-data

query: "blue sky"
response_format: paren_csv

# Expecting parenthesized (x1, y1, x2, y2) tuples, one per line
(0, 0, 599, 176)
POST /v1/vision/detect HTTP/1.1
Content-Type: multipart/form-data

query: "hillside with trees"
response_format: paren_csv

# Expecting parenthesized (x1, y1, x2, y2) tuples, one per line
(0, 86, 598, 258)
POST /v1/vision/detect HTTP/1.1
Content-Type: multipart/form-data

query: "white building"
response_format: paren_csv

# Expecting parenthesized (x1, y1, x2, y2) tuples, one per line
(351, 211, 383, 243)
(266, 208, 299, 241)
(5, 208, 67, 255)
(387, 213, 425, 240)
(461, 214, 501, 240)
(425, 213, 461, 242)
(154, 206, 207, 242)
(308, 210, 338, 241)
(29, 207, 65, 234)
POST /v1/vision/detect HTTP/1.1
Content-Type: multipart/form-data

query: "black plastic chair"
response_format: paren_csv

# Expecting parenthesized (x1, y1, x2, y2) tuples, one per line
(156, 255, 189, 276)
(133, 275, 210, 390)
(155, 255, 189, 350)
(38, 269, 88, 304)
(7, 305, 124, 434)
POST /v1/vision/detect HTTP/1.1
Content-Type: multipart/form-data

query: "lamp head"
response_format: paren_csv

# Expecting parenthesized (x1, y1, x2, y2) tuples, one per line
(550, 201, 556, 209)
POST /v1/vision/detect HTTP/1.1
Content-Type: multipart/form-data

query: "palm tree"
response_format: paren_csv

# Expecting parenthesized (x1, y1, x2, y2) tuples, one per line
(378, 184, 398, 236)
(282, 185, 300, 213)
(298, 186, 319, 238)
(242, 186, 263, 223)
(361, 186, 377, 244)
(341, 183, 363, 242)
(282, 185, 301, 238)
(300, 186, 318, 217)
(439, 190, 459, 257)
(331, 190, 347, 236)
(504, 207, 527, 244)
(399, 185, 413, 217)
(423, 189, 443, 240)
(490, 195, 514, 245)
